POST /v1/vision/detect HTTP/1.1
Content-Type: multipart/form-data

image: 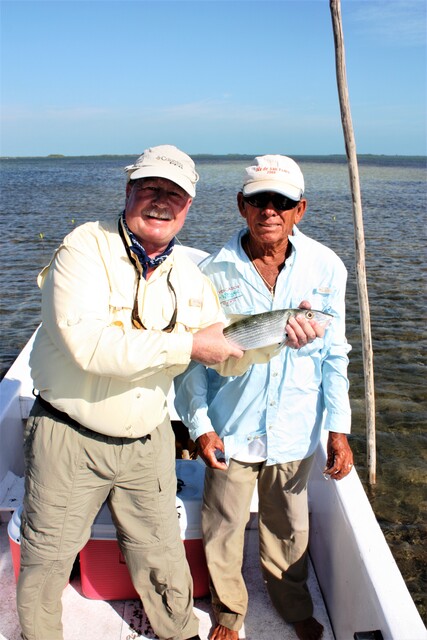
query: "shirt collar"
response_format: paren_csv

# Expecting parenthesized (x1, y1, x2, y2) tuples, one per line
(120, 212, 175, 279)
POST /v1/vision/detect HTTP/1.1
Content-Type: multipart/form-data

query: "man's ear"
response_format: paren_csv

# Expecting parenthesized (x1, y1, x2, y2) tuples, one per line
(237, 192, 247, 219)
(294, 198, 307, 224)
(125, 181, 134, 204)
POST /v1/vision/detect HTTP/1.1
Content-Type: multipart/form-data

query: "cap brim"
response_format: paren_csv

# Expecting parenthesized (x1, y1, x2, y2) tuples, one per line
(129, 166, 195, 197)
(243, 180, 302, 201)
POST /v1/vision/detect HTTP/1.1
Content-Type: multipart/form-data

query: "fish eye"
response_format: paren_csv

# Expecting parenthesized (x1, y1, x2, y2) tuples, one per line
(306, 311, 314, 319)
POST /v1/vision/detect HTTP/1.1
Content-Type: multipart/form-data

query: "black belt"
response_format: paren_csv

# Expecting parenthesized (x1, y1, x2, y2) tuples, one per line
(35, 394, 151, 442)
(35, 395, 85, 430)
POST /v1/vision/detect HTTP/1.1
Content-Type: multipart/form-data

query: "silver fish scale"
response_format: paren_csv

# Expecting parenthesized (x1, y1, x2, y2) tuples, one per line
(223, 308, 332, 351)
(223, 310, 293, 350)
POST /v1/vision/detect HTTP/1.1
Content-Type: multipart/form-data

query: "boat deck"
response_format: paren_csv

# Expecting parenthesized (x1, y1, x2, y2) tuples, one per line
(0, 512, 334, 640)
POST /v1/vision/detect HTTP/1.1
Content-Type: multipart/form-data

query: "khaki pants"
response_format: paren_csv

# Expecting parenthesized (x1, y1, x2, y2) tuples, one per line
(17, 400, 199, 640)
(202, 456, 314, 631)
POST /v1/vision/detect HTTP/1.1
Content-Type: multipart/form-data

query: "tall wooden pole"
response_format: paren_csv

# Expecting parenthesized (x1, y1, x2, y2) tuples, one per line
(329, 0, 376, 484)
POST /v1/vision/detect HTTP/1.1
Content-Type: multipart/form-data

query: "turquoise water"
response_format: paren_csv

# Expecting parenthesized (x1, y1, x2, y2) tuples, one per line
(0, 154, 426, 620)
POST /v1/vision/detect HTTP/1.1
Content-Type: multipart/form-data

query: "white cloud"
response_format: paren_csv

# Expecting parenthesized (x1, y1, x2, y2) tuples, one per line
(2, 106, 111, 122)
(346, 0, 426, 46)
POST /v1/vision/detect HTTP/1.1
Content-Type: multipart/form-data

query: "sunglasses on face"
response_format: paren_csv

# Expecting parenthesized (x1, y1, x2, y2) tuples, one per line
(243, 192, 300, 211)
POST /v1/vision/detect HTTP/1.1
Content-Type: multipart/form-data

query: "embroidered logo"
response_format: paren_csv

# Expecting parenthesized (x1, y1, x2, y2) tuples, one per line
(218, 285, 243, 307)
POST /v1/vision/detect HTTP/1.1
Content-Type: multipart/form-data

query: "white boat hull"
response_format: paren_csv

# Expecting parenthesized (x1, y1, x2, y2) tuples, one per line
(0, 245, 425, 639)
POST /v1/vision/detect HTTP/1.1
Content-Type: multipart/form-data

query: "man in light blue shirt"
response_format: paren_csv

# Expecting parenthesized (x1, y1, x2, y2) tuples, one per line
(174, 154, 354, 640)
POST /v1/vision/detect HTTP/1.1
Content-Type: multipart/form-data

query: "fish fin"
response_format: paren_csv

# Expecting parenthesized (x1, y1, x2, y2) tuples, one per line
(276, 338, 287, 353)
(224, 313, 250, 328)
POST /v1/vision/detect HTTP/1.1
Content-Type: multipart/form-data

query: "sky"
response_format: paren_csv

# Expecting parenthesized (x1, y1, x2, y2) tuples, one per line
(1, 0, 426, 157)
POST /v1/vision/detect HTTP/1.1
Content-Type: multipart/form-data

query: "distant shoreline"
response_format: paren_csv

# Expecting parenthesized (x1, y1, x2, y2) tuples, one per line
(1, 153, 426, 161)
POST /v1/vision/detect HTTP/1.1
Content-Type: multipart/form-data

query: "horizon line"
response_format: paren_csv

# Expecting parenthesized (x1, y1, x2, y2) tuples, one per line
(1, 152, 426, 160)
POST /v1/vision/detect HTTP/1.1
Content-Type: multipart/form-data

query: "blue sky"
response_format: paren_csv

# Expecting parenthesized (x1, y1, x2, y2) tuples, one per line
(1, 0, 426, 156)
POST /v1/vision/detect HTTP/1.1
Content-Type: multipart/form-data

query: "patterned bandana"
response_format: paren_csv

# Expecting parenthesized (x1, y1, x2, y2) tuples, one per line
(120, 212, 175, 279)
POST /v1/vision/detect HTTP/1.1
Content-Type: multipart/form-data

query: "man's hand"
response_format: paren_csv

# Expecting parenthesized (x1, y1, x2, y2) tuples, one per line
(196, 431, 227, 470)
(191, 323, 243, 366)
(323, 432, 354, 480)
(285, 300, 326, 349)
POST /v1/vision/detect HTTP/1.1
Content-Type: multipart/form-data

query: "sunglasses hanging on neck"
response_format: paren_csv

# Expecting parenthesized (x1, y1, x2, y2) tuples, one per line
(131, 268, 178, 332)
(118, 217, 178, 333)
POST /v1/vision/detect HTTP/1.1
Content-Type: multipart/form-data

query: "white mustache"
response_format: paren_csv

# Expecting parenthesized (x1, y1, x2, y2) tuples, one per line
(145, 209, 173, 221)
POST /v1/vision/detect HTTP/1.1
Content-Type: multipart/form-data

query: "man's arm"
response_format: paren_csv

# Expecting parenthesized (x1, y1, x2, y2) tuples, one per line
(41, 228, 245, 379)
(174, 361, 228, 469)
(319, 264, 353, 480)
(191, 323, 243, 365)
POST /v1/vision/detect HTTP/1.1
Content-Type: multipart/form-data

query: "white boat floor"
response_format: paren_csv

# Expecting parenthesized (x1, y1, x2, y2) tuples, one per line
(0, 514, 334, 640)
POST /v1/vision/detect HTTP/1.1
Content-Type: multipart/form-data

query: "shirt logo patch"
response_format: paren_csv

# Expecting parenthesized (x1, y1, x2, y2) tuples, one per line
(218, 285, 243, 307)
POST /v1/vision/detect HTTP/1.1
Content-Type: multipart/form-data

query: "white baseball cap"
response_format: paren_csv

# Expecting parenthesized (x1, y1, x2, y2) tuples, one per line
(124, 145, 199, 197)
(242, 155, 304, 201)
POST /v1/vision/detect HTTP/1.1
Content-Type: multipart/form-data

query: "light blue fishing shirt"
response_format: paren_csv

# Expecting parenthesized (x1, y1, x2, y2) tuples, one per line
(174, 226, 352, 465)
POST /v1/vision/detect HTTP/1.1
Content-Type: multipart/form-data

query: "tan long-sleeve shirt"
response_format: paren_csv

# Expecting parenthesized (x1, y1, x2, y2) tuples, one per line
(30, 217, 225, 437)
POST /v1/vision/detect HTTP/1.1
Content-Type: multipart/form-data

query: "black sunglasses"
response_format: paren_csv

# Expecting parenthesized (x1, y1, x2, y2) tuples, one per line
(132, 268, 177, 333)
(244, 192, 300, 211)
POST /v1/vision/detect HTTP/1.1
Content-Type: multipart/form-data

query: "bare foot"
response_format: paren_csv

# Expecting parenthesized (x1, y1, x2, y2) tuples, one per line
(210, 624, 239, 640)
(294, 616, 324, 640)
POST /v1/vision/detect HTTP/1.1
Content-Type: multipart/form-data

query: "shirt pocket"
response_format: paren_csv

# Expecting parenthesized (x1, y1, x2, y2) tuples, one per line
(176, 296, 204, 332)
(109, 292, 133, 329)
(292, 286, 336, 315)
(313, 286, 336, 311)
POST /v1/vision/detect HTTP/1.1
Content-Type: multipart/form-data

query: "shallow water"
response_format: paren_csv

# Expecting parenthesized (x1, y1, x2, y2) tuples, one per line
(0, 154, 426, 621)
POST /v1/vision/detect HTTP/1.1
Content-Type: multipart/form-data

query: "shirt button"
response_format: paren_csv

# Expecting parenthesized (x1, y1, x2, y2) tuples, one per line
(126, 425, 132, 431)
(136, 393, 141, 399)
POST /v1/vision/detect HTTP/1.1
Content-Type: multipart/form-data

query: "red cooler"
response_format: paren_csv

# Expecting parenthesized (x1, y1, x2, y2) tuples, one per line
(79, 459, 209, 600)
(7, 506, 22, 581)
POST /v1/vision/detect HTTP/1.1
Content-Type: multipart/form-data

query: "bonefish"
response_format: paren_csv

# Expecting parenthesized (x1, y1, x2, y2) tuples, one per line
(223, 308, 333, 350)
